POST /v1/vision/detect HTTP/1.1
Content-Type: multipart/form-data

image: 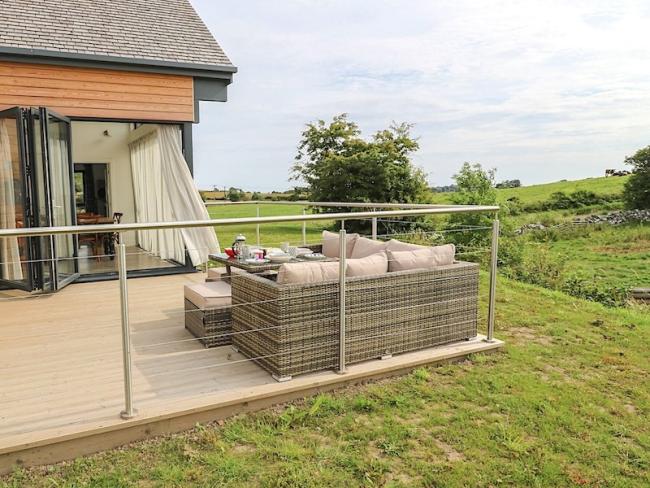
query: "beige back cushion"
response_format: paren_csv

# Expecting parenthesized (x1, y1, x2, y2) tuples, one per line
(350, 237, 387, 258)
(277, 261, 340, 284)
(322, 230, 359, 258)
(387, 244, 456, 272)
(347, 251, 388, 277)
(385, 239, 430, 252)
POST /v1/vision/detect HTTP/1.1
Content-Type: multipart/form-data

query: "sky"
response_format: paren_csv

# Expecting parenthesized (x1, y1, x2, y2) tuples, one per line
(190, 0, 650, 191)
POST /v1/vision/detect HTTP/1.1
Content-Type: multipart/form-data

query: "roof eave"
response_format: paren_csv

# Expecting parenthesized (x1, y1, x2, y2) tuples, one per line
(0, 46, 237, 81)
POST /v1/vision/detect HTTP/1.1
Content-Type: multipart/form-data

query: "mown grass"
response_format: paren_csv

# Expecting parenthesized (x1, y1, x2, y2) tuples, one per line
(3, 276, 648, 487)
(429, 176, 629, 205)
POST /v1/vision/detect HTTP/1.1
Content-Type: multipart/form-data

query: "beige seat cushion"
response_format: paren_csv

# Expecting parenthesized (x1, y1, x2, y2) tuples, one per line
(350, 236, 387, 259)
(184, 281, 232, 309)
(387, 244, 456, 272)
(322, 230, 359, 258)
(347, 251, 388, 277)
(385, 238, 429, 252)
(277, 261, 340, 284)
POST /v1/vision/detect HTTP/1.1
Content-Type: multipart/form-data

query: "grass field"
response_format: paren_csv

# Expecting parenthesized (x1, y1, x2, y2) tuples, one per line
(429, 176, 629, 205)
(524, 223, 650, 290)
(4, 276, 648, 487)
(207, 203, 329, 249)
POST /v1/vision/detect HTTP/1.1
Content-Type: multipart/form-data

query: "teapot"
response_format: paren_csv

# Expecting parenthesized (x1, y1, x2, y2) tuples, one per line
(232, 234, 246, 258)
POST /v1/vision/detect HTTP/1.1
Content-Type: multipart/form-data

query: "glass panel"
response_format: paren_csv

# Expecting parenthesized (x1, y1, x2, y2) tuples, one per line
(0, 113, 30, 288)
(45, 114, 76, 285)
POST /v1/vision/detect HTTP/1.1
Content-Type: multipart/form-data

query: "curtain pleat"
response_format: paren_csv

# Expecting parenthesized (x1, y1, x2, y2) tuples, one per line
(129, 125, 219, 266)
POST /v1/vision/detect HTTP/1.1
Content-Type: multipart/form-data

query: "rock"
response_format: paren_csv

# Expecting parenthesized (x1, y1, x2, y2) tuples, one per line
(515, 209, 649, 234)
(573, 209, 650, 226)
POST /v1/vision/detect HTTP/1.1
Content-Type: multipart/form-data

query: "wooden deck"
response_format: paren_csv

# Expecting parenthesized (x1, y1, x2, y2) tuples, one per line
(0, 273, 503, 473)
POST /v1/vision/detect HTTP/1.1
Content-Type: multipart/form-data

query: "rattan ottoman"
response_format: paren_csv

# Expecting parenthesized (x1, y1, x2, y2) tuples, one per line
(184, 281, 233, 347)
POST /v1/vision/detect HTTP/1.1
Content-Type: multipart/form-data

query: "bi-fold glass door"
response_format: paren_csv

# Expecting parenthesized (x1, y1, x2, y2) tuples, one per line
(0, 107, 78, 292)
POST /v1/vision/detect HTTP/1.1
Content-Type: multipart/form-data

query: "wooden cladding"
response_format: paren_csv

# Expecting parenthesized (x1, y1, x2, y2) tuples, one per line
(0, 62, 195, 122)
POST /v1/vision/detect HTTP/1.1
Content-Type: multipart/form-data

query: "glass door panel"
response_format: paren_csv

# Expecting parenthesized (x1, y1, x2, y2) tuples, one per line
(43, 109, 77, 288)
(0, 108, 32, 290)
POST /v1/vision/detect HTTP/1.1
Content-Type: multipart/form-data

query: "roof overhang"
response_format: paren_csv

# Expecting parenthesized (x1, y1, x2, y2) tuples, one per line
(0, 46, 237, 81)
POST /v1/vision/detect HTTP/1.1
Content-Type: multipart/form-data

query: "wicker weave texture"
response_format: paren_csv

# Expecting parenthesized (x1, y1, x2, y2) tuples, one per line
(231, 262, 479, 378)
(184, 299, 232, 348)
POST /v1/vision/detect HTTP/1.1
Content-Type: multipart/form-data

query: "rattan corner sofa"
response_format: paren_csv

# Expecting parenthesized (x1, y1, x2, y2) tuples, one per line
(230, 261, 479, 380)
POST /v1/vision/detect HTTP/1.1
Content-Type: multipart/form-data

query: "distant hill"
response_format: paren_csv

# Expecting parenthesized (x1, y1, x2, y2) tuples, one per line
(429, 175, 629, 205)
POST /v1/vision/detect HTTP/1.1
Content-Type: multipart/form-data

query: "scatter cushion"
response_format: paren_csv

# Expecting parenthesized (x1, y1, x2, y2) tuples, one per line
(322, 230, 359, 258)
(385, 238, 430, 252)
(184, 281, 232, 309)
(350, 236, 387, 259)
(277, 261, 341, 284)
(347, 252, 388, 277)
(387, 244, 456, 272)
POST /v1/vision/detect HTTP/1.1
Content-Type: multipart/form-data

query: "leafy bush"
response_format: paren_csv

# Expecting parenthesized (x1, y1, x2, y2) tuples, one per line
(561, 276, 629, 308)
(521, 190, 618, 213)
(446, 162, 498, 249)
(501, 246, 566, 289)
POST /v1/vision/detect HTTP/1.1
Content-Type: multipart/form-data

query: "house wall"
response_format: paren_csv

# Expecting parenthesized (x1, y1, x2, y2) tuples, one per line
(0, 62, 194, 121)
(71, 121, 137, 246)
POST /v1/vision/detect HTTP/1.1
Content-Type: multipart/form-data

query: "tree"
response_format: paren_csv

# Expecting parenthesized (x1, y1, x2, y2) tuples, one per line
(623, 146, 650, 209)
(291, 114, 428, 206)
(447, 163, 498, 249)
(226, 187, 245, 202)
(251, 191, 262, 201)
(495, 179, 521, 189)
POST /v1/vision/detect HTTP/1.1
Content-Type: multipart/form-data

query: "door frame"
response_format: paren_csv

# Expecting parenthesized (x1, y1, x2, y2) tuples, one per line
(0, 107, 35, 291)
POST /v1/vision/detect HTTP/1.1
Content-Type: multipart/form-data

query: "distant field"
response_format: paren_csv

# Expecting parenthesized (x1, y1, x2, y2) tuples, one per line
(207, 203, 329, 248)
(430, 176, 629, 205)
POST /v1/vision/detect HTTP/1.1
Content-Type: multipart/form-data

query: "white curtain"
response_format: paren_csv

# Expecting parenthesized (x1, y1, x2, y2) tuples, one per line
(0, 119, 23, 280)
(129, 125, 219, 266)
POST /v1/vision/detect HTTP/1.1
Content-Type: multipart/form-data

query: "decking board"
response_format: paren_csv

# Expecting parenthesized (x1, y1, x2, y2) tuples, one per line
(0, 273, 503, 473)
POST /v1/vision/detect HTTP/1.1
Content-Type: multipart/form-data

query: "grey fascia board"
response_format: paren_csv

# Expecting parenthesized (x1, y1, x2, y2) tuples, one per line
(0, 46, 237, 81)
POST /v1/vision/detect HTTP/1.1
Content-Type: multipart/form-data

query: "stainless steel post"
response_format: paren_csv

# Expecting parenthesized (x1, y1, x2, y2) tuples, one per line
(486, 218, 499, 342)
(117, 234, 136, 419)
(256, 205, 261, 246)
(371, 216, 378, 240)
(338, 229, 347, 374)
(302, 208, 307, 245)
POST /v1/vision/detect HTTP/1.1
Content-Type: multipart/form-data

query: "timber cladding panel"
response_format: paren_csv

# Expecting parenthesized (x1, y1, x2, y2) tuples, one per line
(0, 62, 195, 121)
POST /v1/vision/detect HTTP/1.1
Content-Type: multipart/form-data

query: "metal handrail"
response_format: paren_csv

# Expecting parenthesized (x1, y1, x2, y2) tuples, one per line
(0, 205, 499, 238)
(204, 200, 465, 208)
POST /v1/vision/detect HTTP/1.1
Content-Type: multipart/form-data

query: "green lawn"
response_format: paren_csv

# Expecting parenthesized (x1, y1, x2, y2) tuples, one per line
(4, 276, 648, 487)
(430, 176, 629, 206)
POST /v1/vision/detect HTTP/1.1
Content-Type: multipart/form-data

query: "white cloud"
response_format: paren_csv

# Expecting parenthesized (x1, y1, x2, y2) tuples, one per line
(191, 0, 650, 190)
